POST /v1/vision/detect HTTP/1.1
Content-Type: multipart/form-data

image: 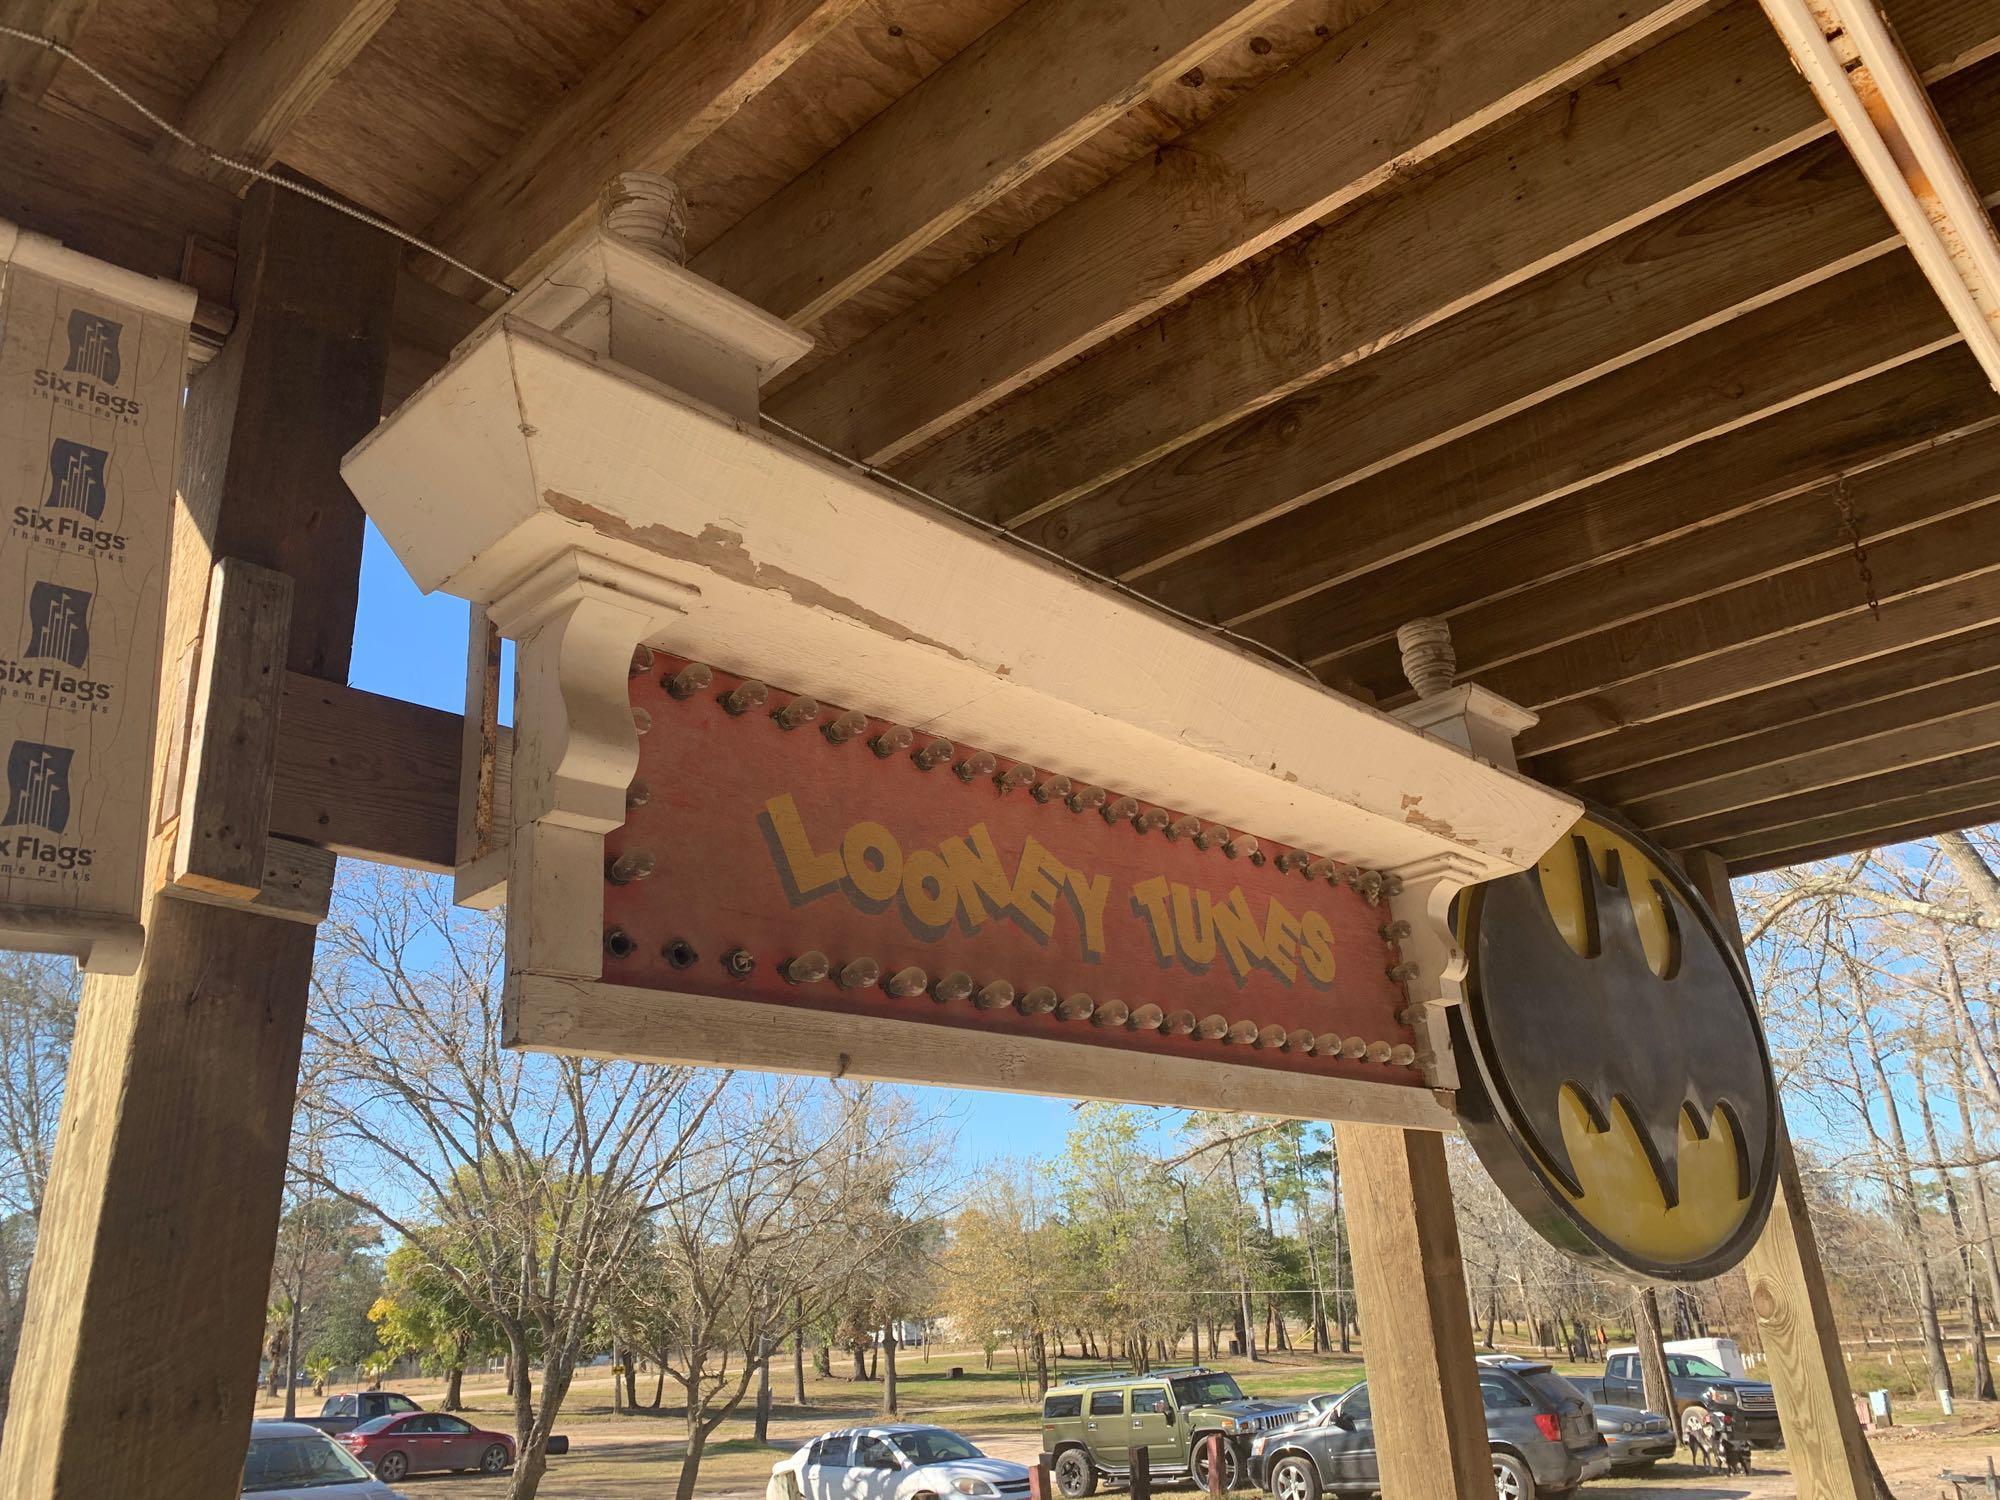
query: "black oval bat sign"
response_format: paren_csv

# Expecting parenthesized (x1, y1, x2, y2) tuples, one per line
(1453, 813, 1778, 1281)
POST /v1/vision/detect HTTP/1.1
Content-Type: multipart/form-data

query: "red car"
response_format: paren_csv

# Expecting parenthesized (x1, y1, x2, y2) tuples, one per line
(337, 1412, 514, 1482)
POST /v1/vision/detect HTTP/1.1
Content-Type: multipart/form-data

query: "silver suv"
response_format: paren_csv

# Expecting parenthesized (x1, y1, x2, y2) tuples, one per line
(1248, 1359, 1606, 1500)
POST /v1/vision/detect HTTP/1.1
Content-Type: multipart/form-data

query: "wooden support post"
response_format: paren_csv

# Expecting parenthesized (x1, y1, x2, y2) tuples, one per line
(0, 183, 395, 1500)
(1684, 849, 1877, 1500)
(1335, 1121, 1494, 1500)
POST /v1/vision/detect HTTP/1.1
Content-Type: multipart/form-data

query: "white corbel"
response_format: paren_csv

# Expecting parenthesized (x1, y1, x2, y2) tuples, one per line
(1386, 618, 1550, 1096)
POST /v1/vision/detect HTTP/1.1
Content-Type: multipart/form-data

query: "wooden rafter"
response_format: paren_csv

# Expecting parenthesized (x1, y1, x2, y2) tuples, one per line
(1021, 56, 2000, 583)
(1527, 624, 2000, 786)
(1265, 352, 2000, 672)
(767, 0, 1713, 464)
(691, 0, 1293, 324)
(0, 0, 97, 103)
(1141, 252, 1959, 630)
(1729, 791, 2000, 871)
(1328, 421, 2000, 702)
(1675, 747, 2000, 853)
(419, 0, 869, 299)
(155, 0, 399, 181)
(892, 0, 2000, 521)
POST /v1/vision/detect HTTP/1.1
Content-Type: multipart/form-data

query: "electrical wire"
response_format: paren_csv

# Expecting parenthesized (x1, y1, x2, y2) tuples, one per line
(0, 24, 516, 297)
(7, 23, 1378, 688)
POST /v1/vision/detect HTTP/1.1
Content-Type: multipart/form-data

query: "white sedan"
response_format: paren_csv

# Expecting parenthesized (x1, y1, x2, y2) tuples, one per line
(768, 1425, 1031, 1500)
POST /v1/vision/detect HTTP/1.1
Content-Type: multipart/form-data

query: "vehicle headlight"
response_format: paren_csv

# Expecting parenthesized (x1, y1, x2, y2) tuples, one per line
(1706, 1386, 1737, 1405)
(1619, 1420, 1639, 1433)
(1227, 1418, 1248, 1433)
(952, 1480, 996, 1496)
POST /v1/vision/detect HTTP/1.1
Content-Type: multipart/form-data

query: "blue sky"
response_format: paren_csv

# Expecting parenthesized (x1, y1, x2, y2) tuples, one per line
(348, 523, 1081, 1169)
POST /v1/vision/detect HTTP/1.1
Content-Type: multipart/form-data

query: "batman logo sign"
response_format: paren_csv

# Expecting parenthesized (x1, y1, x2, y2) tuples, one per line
(1452, 814, 1777, 1281)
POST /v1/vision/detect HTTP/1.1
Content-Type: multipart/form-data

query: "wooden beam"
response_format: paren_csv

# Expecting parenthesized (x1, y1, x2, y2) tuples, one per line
(1662, 745, 2000, 852)
(1335, 1123, 1494, 1500)
(156, 0, 399, 182)
(1141, 251, 1957, 630)
(768, 0, 1710, 464)
(0, 0, 97, 104)
(0, 184, 395, 1500)
(1016, 54, 2000, 578)
(691, 0, 1291, 324)
(1526, 621, 2000, 787)
(419, 0, 866, 301)
(171, 560, 294, 900)
(269, 674, 478, 872)
(1729, 795, 2000, 872)
(1483, 500, 2000, 723)
(1641, 699, 2000, 836)
(1516, 568, 2000, 758)
(0, 98, 479, 395)
(1683, 853, 1875, 1500)
(1595, 659, 2000, 813)
(1326, 420, 2000, 700)
(893, 0, 2000, 520)
(1268, 351, 2000, 671)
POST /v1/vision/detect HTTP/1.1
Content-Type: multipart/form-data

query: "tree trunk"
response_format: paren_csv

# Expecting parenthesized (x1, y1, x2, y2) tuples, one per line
(1949, 1033, 2000, 1332)
(623, 1355, 638, 1413)
(1034, 1329, 1050, 1395)
(283, 1298, 301, 1420)
(883, 1328, 899, 1415)
(674, 1419, 713, 1500)
(850, 1342, 867, 1382)
(755, 1344, 773, 1441)
(1855, 1001, 1954, 1398)
(1635, 1289, 1673, 1418)
(507, 1324, 535, 1451)
(444, 1364, 465, 1411)
(794, 1295, 809, 1405)
(1918, 1059, 1996, 1400)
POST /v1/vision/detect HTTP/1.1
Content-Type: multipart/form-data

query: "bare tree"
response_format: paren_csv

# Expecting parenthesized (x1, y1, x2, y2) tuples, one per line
(303, 867, 728, 1500)
(0, 953, 76, 1427)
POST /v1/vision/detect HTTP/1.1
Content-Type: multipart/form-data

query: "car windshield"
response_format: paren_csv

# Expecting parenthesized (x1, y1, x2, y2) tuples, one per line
(894, 1430, 981, 1465)
(243, 1433, 373, 1492)
(1172, 1374, 1246, 1406)
(1669, 1356, 1731, 1380)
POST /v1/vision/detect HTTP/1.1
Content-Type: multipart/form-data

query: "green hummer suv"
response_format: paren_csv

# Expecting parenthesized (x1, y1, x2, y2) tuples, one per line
(1040, 1367, 1305, 1494)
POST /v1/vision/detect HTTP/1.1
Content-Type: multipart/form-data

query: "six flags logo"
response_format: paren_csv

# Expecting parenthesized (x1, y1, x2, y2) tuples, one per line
(32, 308, 141, 421)
(2, 740, 71, 834)
(65, 311, 123, 384)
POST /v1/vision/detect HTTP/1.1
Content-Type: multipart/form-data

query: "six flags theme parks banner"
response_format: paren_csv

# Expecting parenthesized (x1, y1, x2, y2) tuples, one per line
(0, 221, 194, 972)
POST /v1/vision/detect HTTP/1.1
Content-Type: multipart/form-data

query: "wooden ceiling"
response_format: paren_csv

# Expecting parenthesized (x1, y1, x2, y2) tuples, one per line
(5, 0, 1999, 875)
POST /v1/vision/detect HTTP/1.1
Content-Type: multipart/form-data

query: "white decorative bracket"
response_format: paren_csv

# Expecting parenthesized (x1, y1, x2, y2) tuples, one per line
(1385, 618, 1550, 1095)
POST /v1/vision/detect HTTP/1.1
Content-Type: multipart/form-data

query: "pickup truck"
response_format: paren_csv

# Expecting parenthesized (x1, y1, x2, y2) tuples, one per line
(294, 1391, 425, 1436)
(1594, 1351, 1782, 1448)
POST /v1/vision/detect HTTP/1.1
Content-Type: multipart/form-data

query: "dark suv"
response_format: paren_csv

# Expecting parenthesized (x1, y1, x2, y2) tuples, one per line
(1598, 1351, 1781, 1448)
(1248, 1359, 1605, 1500)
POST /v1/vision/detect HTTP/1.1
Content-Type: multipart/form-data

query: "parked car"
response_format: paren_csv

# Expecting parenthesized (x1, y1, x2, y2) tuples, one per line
(1596, 1348, 1781, 1448)
(295, 1392, 425, 1437)
(336, 1412, 515, 1482)
(242, 1421, 405, 1498)
(1249, 1358, 1605, 1500)
(1041, 1366, 1305, 1494)
(1591, 1403, 1676, 1472)
(767, 1424, 1030, 1499)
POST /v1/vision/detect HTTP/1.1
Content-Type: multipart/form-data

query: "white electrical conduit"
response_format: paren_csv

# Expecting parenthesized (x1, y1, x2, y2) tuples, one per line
(1756, 0, 2000, 392)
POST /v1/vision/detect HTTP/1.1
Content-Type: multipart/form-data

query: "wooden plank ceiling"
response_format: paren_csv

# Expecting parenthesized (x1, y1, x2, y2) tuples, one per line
(5, 0, 2000, 876)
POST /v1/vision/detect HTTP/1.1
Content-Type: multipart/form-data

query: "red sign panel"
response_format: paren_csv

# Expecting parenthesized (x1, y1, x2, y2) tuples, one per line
(601, 657, 1422, 1085)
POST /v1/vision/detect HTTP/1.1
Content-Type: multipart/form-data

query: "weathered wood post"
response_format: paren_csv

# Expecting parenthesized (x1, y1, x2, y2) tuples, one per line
(1128, 1444, 1151, 1500)
(0, 183, 395, 1500)
(1684, 849, 1878, 1500)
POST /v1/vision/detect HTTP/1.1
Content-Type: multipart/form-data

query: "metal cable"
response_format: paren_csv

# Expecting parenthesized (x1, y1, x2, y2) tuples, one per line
(0, 24, 516, 296)
(6, 21, 1351, 684)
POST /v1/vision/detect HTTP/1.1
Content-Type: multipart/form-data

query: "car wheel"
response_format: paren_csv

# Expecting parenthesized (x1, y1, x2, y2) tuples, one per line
(1053, 1447, 1098, 1498)
(375, 1451, 409, 1483)
(1191, 1439, 1242, 1493)
(480, 1443, 509, 1473)
(1680, 1406, 1713, 1446)
(1491, 1451, 1532, 1500)
(1271, 1454, 1322, 1500)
